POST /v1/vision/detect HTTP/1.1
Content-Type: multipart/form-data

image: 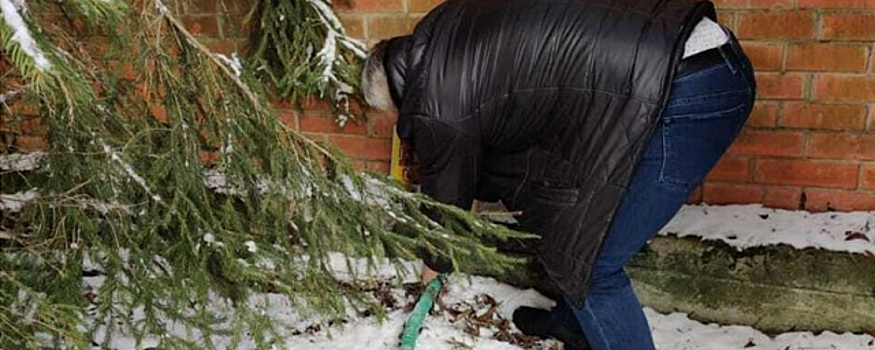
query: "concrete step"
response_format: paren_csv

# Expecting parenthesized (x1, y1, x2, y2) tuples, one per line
(627, 235, 875, 334)
(465, 234, 875, 334)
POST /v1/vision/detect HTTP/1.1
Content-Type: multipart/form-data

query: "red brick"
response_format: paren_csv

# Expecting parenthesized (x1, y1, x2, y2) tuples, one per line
(755, 159, 859, 188)
(15, 136, 48, 151)
(741, 42, 784, 72)
(786, 44, 869, 72)
(346, 100, 368, 117)
(149, 105, 168, 123)
(337, 0, 403, 13)
(822, 13, 875, 41)
(814, 75, 875, 102)
(706, 155, 751, 181)
(367, 16, 416, 39)
(366, 161, 392, 173)
(302, 132, 329, 143)
(799, 0, 875, 8)
(808, 133, 875, 160)
(711, 0, 747, 8)
(762, 186, 804, 210)
(300, 111, 368, 135)
(755, 73, 806, 100)
(737, 11, 816, 40)
(749, 0, 794, 8)
(804, 189, 875, 211)
(869, 108, 875, 131)
(353, 160, 368, 171)
(276, 109, 297, 129)
(182, 15, 221, 37)
(703, 183, 764, 205)
(19, 117, 43, 135)
(862, 164, 875, 190)
(329, 135, 392, 160)
(687, 186, 703, 204)
(7, 99, 38, 116)
(719, 13, 738, 32)
(407, 0, 441, 12)
(339, 14, 366, 40)
(727, 130, 805, 157)
(781, 103, 867, 131)
(303, 97, 331, 111)
(870, 48, 875, 74)
(368, 110, 398, 138)
(746, 101, 779, 128)
(199, 151, 219, 165)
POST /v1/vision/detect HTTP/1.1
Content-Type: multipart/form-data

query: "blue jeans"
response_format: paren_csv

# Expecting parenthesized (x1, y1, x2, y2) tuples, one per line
(552, 38, 756, 350)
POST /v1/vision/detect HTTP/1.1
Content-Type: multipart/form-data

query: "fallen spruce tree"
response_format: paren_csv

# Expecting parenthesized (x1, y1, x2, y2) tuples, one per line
(0, 0, 530, 348)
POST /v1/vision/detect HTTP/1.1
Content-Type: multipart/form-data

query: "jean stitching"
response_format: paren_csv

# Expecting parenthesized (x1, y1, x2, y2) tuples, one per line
(664, 103, 745, 122)
(658, 102, 750, 190)
(584, 299, 613, 350)
(664, 88, 750, 108)
(658, 123, 668, 184)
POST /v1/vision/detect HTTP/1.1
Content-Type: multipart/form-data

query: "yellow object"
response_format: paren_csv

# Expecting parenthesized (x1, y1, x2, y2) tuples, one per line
(390, 127, 406, 184)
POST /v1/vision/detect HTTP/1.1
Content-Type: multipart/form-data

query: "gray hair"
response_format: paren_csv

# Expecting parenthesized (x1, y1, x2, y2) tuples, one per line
(361, 40, 397, 112)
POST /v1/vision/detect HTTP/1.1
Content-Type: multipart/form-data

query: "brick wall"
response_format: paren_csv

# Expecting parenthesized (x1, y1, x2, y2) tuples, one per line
(332, 0, 875, 212)
(702, 0, 875, 211)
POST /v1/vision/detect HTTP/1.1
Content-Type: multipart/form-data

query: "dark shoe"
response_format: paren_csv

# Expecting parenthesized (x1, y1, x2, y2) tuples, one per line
(512, 306, 591, 350)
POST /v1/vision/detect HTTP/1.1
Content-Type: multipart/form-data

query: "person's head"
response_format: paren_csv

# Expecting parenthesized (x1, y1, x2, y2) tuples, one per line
(361, 39, 397, 112)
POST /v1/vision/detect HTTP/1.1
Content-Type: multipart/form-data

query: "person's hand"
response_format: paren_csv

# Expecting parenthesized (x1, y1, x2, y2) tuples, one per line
(420, 263, 439, 285)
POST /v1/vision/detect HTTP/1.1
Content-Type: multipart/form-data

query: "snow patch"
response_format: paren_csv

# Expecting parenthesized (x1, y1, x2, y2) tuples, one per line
(0, 152, 44, 171)
(648, 308, 875, 350)
(315, 29, 338, 84)
(152, 0, 168, 14)
(63, 251, 875, 349)
(214, 52, 242, 77)
(0, 189, 38, 212)
(661, 204, 875, 255)
(244, 240, 257, 253)
(101, 142, 162, 202)
(0, 0, 52, 70)
(269, 274, 875, 350)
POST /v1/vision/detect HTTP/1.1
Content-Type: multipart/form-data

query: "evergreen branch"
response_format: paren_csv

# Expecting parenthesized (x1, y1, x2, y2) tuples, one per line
(153, 1, 338, 160)
(245, 0, 365, 124)
(154, 0, 266, 115)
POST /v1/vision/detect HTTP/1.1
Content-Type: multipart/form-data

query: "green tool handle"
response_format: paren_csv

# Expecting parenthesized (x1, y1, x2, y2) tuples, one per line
(399, 275, 445, 350)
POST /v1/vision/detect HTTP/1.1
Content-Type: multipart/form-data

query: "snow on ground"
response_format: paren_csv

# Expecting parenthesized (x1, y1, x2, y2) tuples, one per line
(79, 259, 875, 350)
(282, 274, 875, 350)
(661, 204, 875, 254)
(0, 189, 38, 212)
(0, 151, 44, 171)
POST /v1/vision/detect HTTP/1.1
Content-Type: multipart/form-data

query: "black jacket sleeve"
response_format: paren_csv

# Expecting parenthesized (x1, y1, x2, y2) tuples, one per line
(411, 116, 481, 272)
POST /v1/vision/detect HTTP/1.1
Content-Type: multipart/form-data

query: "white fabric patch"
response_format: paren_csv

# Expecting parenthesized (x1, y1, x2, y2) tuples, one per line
(683, 17, 730, 59)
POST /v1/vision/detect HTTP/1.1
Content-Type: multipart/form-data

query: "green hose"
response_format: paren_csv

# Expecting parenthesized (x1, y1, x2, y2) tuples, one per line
(399, 275, 445, 350)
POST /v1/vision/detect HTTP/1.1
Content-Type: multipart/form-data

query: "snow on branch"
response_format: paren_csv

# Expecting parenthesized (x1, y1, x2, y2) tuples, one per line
(0, 0, 52, 70)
